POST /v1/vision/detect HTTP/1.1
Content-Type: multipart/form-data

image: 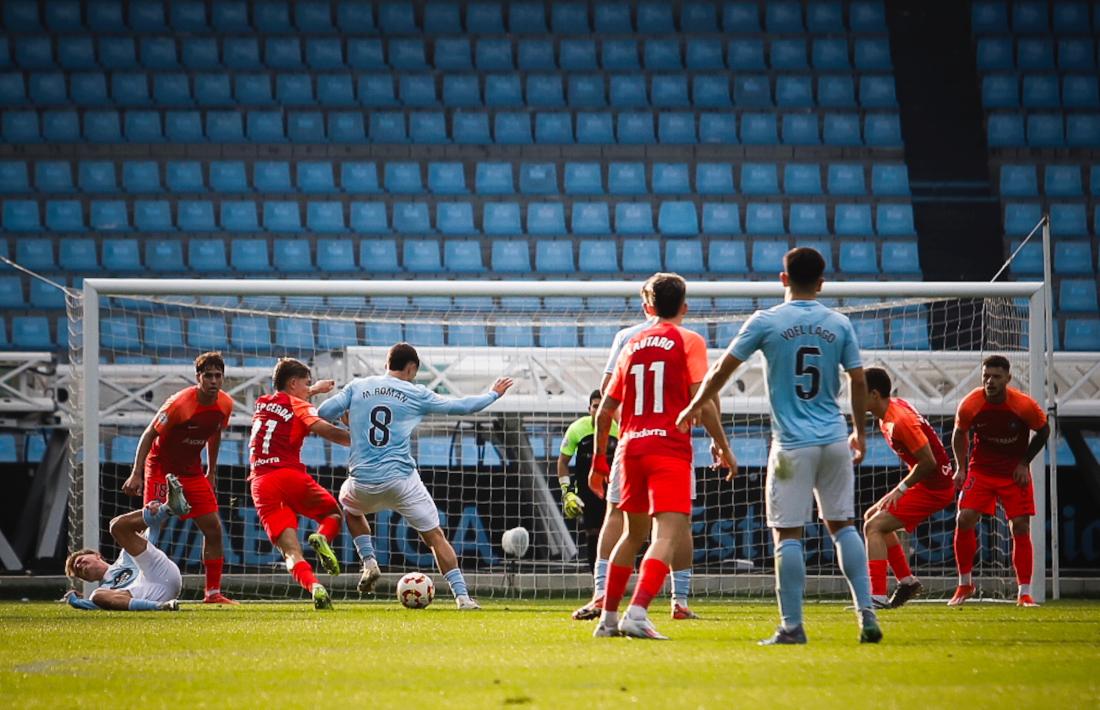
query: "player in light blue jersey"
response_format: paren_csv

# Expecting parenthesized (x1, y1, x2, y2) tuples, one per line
(63, 475, 190, 611)
(678, 247, 881, 645)
(318, 342, 513, 609)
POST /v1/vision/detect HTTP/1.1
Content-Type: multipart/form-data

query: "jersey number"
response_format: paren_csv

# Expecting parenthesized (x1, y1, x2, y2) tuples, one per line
(249, 418, 278, 456)
(795, 346, 821, 400)
(369, 406, 392, 446)
(629, 361, 666, 416)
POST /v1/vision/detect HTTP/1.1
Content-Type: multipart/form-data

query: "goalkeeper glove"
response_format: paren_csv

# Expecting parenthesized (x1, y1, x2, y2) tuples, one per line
(560, 481, 585, 520)
(588, 454, 611, 500)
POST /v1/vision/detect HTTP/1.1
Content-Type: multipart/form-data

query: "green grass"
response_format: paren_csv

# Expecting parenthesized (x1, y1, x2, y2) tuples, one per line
(2, 599, 1099, 708)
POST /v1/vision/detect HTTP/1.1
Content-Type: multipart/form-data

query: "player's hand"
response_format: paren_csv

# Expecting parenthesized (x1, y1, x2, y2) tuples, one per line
(121, 472, 142, 497)
(560, 483, 585, 519)
(490, 377, 515, 397)
(848, 432, 866, 465)
(713, 444, 738, 481)
(588, 455, 610, 500)
(309, 379, 336, 396)
(1012, 462, 1031, 487)
(675, 405, 700, 433)
(879, 487, 904, 511)
(953, 466, 967, 489)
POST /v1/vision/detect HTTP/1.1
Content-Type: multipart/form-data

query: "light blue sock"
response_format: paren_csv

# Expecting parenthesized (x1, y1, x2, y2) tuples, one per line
(775, 539, 805, 631)
(444, 568, 468, 598)
(832, 525, 873, 611)
(67, 595, 99, 611)
(593, 558, 609, 596)
(671, 568, 692, 605)
(142, 505, 170, 547)
(127, 598, 160, 611)
(353, 534, 375, 562)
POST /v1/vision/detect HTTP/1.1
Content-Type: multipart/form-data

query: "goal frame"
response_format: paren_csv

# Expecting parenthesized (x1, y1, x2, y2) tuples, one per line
(78, 278, 1052, 600)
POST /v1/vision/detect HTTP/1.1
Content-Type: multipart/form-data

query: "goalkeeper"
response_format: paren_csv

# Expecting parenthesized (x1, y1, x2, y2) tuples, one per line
(556, 389, 619, 570)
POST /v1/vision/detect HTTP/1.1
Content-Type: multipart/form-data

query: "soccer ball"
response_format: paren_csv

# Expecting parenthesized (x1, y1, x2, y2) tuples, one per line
(396, 572, 434, 609)
(501, 526, 530, 558)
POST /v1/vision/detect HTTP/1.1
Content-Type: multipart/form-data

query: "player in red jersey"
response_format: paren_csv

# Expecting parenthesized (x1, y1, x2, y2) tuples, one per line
(249, 358, 351, 610)
(589, 273, 736, 640)
(861, 367, 957, 609)
(950, 355, 1049, 607)
(122, 351, 237, 604)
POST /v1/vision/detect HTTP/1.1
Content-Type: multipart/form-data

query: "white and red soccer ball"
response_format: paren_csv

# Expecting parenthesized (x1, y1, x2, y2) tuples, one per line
(396, 572, 435, 609)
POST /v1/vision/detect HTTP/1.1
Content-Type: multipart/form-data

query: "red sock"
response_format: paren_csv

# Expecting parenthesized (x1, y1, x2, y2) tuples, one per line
(954, 527, 977, 577)
(604, 564, 633, 613)
(291, 560, 318, 592)
(628, 558, 671, 611)
(1012, 532, 1033, 586)
(317, 516, 340, 542)
(887, 543, 913, 581)
(869, 559, 889, 596)
(204, 557, 224, 595)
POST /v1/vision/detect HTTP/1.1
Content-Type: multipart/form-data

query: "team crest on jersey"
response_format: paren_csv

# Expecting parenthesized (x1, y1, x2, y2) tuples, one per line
(155, 412, 169, 427)
(109, 568, 134, 588)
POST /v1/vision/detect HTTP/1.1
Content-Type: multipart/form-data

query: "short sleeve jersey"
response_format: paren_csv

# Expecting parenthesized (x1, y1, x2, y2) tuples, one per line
(100, 551, 140, 593)
(147, 386, 234, 475)
(603, 319, 657, 375)
(955, 387, 1047, 476)
(606, 322, 709, 461)
(880, 397, 954, 489)
(249, 391, 321, 477)
(727, 300, 862, 449)
(559, 416, 620, 477)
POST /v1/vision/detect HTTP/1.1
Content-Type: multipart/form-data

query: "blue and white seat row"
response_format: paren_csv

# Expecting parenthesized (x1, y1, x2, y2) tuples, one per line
(1000, 164, 1100, 196)
(0, 0, 889, 36)
(982, 74, 1100, 109)
(976, 36, 1100, 71)
(986, 112, 1100, 147)
(0, 36, 895, 73)
(0, 109, 904, 146)
(2, 199, 917, 237)
(1004, 201, 1100, 236)
(1010, 240, 1099, 275)
(972, 0, 1099, 34)
(0, 160, 911, 197)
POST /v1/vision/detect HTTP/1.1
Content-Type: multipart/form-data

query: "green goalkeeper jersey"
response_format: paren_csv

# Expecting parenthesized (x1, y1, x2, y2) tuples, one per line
(559, 416, 619, 479)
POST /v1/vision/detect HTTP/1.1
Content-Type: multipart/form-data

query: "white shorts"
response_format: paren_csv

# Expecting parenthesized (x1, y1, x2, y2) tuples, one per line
(126, 545, 182, 603)
(765, 440, 854, 528)
(339, 472, 441, 533)
(606, 443, 696, 506)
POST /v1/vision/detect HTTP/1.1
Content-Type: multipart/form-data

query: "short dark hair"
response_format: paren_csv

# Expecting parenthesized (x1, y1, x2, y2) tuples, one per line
(866, 367, 892, 398)
(982, 354, 1011, 371)
(64, 548, 100, 580)
(194, 351, 225, 374)
(387, 342, 420, 371)
(273, 358, 310, 391)
(783, 247, 826, 288)
(641, 272, 687, 319)
(588, 389, 602, 404)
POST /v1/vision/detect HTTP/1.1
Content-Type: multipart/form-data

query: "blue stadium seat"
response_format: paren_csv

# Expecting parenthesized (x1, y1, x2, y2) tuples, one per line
(609, 75, 646, 109)
(194, 74, 231, 106)
(0, 276, 23, 308)
(1027, 114, 1065, 147)
(230, 239, 270, 272)
(123, 161, 162, 194)
(405, 322, 445, 346)
(772, 39, 808, 70)
(29, 73, 67, 105)
(781, 114, 820, 146)
(1054, 2, 1091, 33)
(393, 202, 431, 233)
(112, 72, 152, 106)
(783, 164, 822, 196)
(835, 204, 874, 236)
(733, 75, 771, 107)
(443, 240, 484, 273)
(1, 111, 39, 144)
(16, 37, 54, 69)
(1021, 75, 1059, 108)
(682, 1, 719, 32)
(820, 75, 857, 108)
(15, 237, 54, 269)
(46, 200, 86, 232)
(133, 200, 172, 232)
(1051, 203, 1087, 237)
(294, 161, 335, 194)
(273, 239, 312, 273)
(693, 75, 732, 109)
(189, 239, 229, 272)
(307, 202, 346, 234)
(90, 200, 129, 231)
(467, 2, 504, 33)
(702, 203, 741, 234)
(328, 112, 367, 143)
(473, 162, 510, 195)
(723, 2, 761, 31)
(1064, 319, 1100, 351)
(182, 39, 220, 71)
(1060, 280, 1098, 312)
(437, 203, 476, 235)
(602, 40, 640, 71)
(971, 0, 1008, 32)
(491, 241, 531, 272)
(987, 114, 1025, 147)
(164, 161, 202, 194)
(447, 323, 487, 346)
(288, 111, 326, 143)
(384, 162, 422, 195)
(840, 241, 879, 274)
(1058, 38, 1095, 71)
(861, 76, 898, 108)
(528, 74, 564, 108)
(363, 321, 402, 346)
(622, 239, 662, 273)
(582, 324, 619, 348)
(435, 38, 472, 71)
(3, 201, 40, 232)
(765, 1, 802, 31)
(576, 112, 614, 144)
(872, 164, 910, 196)
(274, 319, 315, 351)
(264, 201, 302, 232)
(813, 38, 850, 70)
(161, 110, 202, 142)
(617, 113, 655, 144)
(37, 110, 77, 143)
(26, 277, 63, 309)
(1063, 76, 1099, 108)
(0, 161, 29, 193)
(220, 201, 258, 232)
(400, 74, 436, 107)
(752, 240, 788, 274)
(828, 163, 866, 195)
(340, 162, 380, 194)
(825, 113, 863, 146)
(976, 38, 1013, 71)
(452, 112, 491, 144)
(231, 315, 271, 350)
(607, 163, 646, 195)
(173, 200, 215, 233)
(560, 39, 597, 71)
(637, 1, 674, 32)
(564, 162, 603, 195)
(790, 204, 827, 236)
(346, 39, 384, 70)
(265, 37, 302, 71)
(144, 239, 184, 272)
(124, 111, 165, 142)
(510, 2, 548, 33)
(318, 320, 358, 349)
(11, 316, 51, 350)
(652, 76, 689, 108)
(665, 240, 705, 273)
(1012, 1, 1049, 32)
(520, 163, 557, 195)
(571, 203, 610, 235)
(745, 203, 784, 235)
(36, 161, 74, 193)
(658, 202, 699, 236)
(443, 75, 479, 107)
(484, 202, 522, 235)
(426, 162, 466, 195)
(475, 39, 513, 71)
(741, 163, 779, 195)
(578, 240, 619, 274)
(349, 202, 389, 232)
(1004, 202, 1043, 235)
(528, 202, 567, 235)
(697, 163, 734, 195)
(645, 39, 682, 70)
(495, 113, 532, 144)
(850, 0, 886, 31)
(615, 203, 655, 234)
(653, 163, 690, 195)
(358, 75, 397, 107)
(97, 35, 136, 69)
(0, 74, 27, 105)
(539, 325, 579, 348)
(1054, 242, 1093, 275)
(535, 113, 573, 143)
(1045, 165, 1083, 197)
(46, 0, 83, 30)
(369, 112, 407, 143)
(1067, 115, 1100, 147)
(881, 242, 922, 275)
(740, 113, 778, 145)
(775, 76, 813, 108)
(142, 38, 179, 71)
(355, 239, 396, 272)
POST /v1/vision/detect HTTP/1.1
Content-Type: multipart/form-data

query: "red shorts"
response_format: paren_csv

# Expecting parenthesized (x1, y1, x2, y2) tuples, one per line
(958, 470, 1036, 519)
(144, 467, 217, 521)
(617, 454, 692, 516)
(887, 484, 957, 532)
(250, 468, 339, 543)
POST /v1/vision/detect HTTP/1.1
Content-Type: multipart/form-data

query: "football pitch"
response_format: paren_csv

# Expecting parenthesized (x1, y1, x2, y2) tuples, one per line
(2, 599, 1098, 708)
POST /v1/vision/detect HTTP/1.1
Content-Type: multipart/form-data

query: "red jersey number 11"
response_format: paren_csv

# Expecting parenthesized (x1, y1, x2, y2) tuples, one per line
(630, 361, 665, 415)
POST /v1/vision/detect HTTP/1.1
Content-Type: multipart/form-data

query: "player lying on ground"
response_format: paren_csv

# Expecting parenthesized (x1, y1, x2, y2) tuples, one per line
(121, 351, 237, 605)
(318, 342, 513, 610)
(950, 355, 1049, 608)
(590, 273, 737, 640)
(573, 294, 704, 623)
(679, 247, 881, 645)
(249, 358, 352, 610)
(64, 475, 190, 611)
(861, 367, 957, 609)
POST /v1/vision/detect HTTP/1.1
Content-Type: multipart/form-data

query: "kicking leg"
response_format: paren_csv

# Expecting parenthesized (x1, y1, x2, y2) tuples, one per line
(419, 527, 477, 609)
(345, 510, 381, 594)
(307, 512, 342, 577)
(274, 527, 331, 610)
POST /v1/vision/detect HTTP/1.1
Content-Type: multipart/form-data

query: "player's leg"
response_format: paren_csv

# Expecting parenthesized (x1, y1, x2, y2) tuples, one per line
(339, 478, 382, 594)
(99, 504, 183, 611)
(864, 510, 905, 609)
(574, 450, 630, 620)
(418, 527, 479, 609)
(759, 446, 813, 645)
(252, 472, 331, 609)
(595, 509, 649, 636)
(1009, 515, 1038, 606)
(669, 526, 696, 619)
(396, 472, 477, 609)
(192, 511, 235, 604)
(276, 528, 332, 610)
(297, 475, 342, 577)
(618, 511, 687, 640)
(950, 473, 994, 605)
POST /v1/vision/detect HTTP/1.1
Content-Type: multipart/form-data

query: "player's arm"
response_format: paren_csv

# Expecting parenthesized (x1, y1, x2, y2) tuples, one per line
(122, 420, 159, 496)
(205, 429, 221, 480)
(875, 443, 937, 512)
(556, 422, 584, 519)
(589, 394, 620, 499)
(1014, 421, 1051, 486)
(951, 426, 969, 487)
(309, 419, 351, 447)
(308, 380, 336, 397)
(847, 367, 868, 465)
(423, 377, 514, 415)
(317, 382, 354, 422)
(692, 382, 737, 480)
(87, 588, 134, 611)
(676, 354, 742, 431)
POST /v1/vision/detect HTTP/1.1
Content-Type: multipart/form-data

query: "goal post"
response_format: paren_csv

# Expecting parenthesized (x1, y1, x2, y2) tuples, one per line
(71, 278, 1052, 602)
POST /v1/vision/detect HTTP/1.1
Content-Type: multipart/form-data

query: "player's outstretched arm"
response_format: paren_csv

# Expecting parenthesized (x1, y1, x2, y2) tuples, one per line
(847, 368, 868, 465)
(122, 422, 159, 496)
(676, 355, 742, 432)
(309, 420, 351, 447)
(308, 380, 336, 397)
(317, 382, 354, 422)
(428, 377, 514, 415)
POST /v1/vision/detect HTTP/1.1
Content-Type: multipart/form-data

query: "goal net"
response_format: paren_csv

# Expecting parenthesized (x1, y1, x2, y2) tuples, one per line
(68, 279, 1049, 603)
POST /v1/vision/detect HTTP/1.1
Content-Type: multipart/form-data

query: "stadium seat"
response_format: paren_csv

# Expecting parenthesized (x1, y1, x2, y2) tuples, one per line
(741, 163, 779, 195)
(621, 239, 662, 272)
(658, 202, 699, 236)
(617, 113, 655, 144)
(327, 112, 367, 143)
(475, 39, 513, 71)
(889, 317, 931, 349)
(976, 38, 1013, 71)
(607, 163, 646, 196)
(4, 201, 41, 232)
(645, 40, 682, 71)
(131, 200, 171, 232)
(2, 112, 40, 144)
(121, 161, 160, 194)
(1058, 38, 1095, 71)
(520, 163, 557, 195)
(0, 277, 24, 309)
(1063, 76, 1099, 108)
(820, 75, 857, 108)
(484, 202, 522, 235)
(15, 237, 53, 269)
(369, 112, 407, 144)
(1027, 114, 1065, 147)
(835, 204, 875, 236)
(752, 240, 788, 274)
(400, 74, 436, 107)
(535, 112, 574, 143)
(1046, 165, 1084, 197)
(437, 203, 477, 236)
(193, 74, 231, 107)
(340, 162, 380, 195)
(564, 162, 603, 195)
(825, 114, 863, 146)
(745, 203, 784, 235)
(775, 76, 813, 108)
(0, 161, 29, 193)
(1067, 115, 1100, 147)
(1051, 203, 1087, 237)
(782, 164, 821, 196)
(740, 113, 779, 145)
(528, 203, 567, 235)
(1060, 279, 1099, 312)
(219, 201, 258, 232)
(384, 162, 423, 195)
(145, 239, 184, 272)
(306, 202, 346, 234)
(1064, 319, 1100, 351)
(528, 75, 565, 108)
(1004, 202, 1043, 235)
(696, 164, 735, 195)
(36, 161, 74, 193)
(708, 239, 749, 274)
(790, 204, 827, 235)
(318, 319, 358, 350)
(264, 201, 302, 232)
(495, 113, 532, 144)
(665, 240, 705, 273)
(987, 114, 1025, 147)
(272, 238, 312, 273)
(30, 73, 67, 105)
(393, 202, 431, 233)
(872, 165, 910, 196)
(653, 164, 691, 195)
(567, 74, 604, 108)
(1054, 242, 1094, 275)
(578, 240, 619, 274)
(452, 112, 491, 144)
(839, 241, 879, 274)
(828, 164, 867, 196)
(615, 203, 655, 235)
(405, 323, 445, 346)
(490, 241, 531, 272)
(881, 242, 921, 275)
(229, 239, 270, 272)
(188, 239, 228, 272)
(163, 161, 202, 194)
(473, 162, 511, 195)
(46, 200, 86, 232)
(443, 240, 484, 273)
(28, 278, 66, 309)
(90, 200, 129, 231)
(702, 203, 741, 235)
(576, 112, 614, 144)
(358, 239, 398, 272)
(772, 39, 808, 70)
